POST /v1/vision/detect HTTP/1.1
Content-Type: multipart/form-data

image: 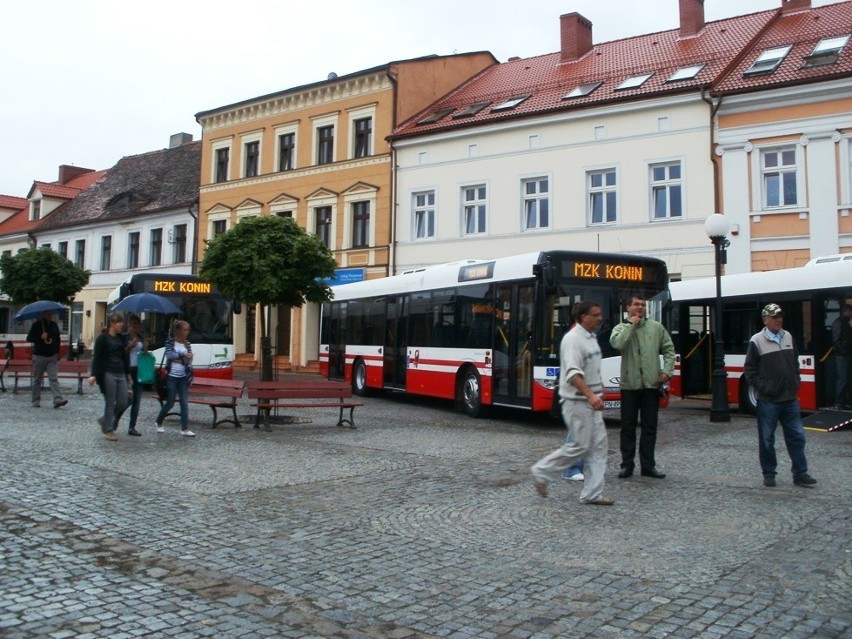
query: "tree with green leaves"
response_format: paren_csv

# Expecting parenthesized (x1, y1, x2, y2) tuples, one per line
(0, 247, 90, 305)
(199, 215, 337, 380)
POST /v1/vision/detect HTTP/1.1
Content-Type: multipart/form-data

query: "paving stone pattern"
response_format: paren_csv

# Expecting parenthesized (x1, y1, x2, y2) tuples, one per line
(0, 377, 849, 638)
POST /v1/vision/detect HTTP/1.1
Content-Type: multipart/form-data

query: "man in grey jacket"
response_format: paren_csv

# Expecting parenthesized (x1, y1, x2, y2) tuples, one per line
(743, 303, 816, 488)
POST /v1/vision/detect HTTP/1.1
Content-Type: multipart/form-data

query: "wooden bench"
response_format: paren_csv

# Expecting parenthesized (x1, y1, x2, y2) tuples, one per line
(154, 377, 246, 429)
(246, 380, 364, 431)
(3, 358, 89, 394)
(0, 358, 7, 392)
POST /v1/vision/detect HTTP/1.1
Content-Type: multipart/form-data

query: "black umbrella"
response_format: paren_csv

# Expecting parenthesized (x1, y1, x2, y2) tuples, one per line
(112, 293, 181, 315)
(13, 300, 68, 321)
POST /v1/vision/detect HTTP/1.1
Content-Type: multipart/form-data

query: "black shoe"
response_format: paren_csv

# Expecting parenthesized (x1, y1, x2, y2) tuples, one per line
(641, 468, 666, 479)
(617, 467, 634, 479)
(53, 399, 68, 408)
(763, 474, 776, 487)
(793, 473, 817, 487)
(128, 429, 142, 437)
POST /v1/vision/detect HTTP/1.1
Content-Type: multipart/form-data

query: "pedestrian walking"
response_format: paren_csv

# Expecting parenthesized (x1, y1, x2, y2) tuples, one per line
(26, 311, 68, 409)
(87, 313, 131, 441)
(610, 294, 675, 479)
(530, 301, 613, 505)
(743, 303, 817, 488)
(831, 302, 852, 410)
(122, 314, 145, 436)
(154, 320, 196, 437)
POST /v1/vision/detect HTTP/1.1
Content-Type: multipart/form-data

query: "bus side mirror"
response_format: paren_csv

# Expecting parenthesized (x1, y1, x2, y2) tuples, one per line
(542, 264, 558, 295)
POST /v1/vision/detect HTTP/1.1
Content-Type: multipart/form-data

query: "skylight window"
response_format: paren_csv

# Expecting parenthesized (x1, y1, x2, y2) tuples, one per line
(615, 73, 653, 91)
(417, 107, 454, 125)
(491, 94, 530, 111)
(666, 64, 705, 82)
(744, 45, 791, 76)
(452, 101, 492, 119)
(562, 81, 603, 99)
(802, 35, 850, 68)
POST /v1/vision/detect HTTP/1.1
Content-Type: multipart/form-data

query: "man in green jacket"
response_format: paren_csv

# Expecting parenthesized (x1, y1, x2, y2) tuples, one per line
(610, 295, 675, 479)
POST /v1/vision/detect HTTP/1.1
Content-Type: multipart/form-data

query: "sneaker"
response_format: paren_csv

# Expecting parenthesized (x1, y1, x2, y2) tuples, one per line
(564, 472, 585, 481)
(763, 474, 776, 487)
(31, 401, 40, 408)
(53, 399, 68, 408)
(128, 429, 142, 437)
(156, 423, 165, 433)
(104, 431, 118, 441)
(793, 473, 817, 487)
(181, 430, 196, 437)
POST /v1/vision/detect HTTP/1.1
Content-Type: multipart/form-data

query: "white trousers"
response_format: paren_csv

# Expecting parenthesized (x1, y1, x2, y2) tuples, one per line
(531, 399, 608, 503)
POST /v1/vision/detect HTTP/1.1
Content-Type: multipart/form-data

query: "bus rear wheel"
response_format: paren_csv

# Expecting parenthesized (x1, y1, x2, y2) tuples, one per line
(457, 367, 482, 418)
(738, 378, 757, 415)
(352, 359, 370, 397)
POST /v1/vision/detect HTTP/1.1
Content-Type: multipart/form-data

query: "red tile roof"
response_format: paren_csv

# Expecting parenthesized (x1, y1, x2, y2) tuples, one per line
(0, 195, 27, 211)
(31, 181, 85, 200)
(0, 207, 38, 237)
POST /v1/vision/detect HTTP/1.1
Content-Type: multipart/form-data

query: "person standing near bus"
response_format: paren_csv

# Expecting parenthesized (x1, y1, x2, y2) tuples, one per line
(610, 295, 675, 479)
(531, 301, 614, 505)
(26, 311, 68, 409)
(831, 303, 852, 410)
(88, 313, 131, 441)
(154, 320, 196, 437)
(122, 314, 145, 436)
(744, 304, 817, 488)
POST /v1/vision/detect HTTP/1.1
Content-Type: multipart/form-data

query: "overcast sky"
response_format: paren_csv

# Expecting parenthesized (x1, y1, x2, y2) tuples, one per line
(0, 0, 837, 197)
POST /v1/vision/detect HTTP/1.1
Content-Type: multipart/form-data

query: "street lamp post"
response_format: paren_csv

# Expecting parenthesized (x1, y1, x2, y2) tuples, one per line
(704, 214, 731, 423)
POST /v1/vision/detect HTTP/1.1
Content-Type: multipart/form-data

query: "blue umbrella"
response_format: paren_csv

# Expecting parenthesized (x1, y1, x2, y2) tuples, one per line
(112, 292, 181, 315)
(14, 300, 68, 321)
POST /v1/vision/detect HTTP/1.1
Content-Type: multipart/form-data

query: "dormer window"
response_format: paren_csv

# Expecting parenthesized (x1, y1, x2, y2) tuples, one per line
(417, 108, 455, 125)
(802, 35, 850, 68)
(563, 81, 603, 99)
(30, 200, 41, 221)
(744, 45, 791, 76)
(491, 95, 530, 111)
(615, 73, 653, 91)
(666, 64, 705, 82)
(452, 102, 492, 119)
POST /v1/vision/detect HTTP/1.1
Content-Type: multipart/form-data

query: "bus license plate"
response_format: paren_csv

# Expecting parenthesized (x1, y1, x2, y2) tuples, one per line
(604, 400, 620, 409)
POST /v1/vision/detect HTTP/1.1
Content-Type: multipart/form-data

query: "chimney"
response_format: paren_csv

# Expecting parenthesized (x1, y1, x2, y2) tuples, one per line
(560, 13, 593, 63)
(679, 0, 705, 38)
(169, 132, 194, 148)
(781, 0, 811, 13)
(57, 165, 94, 185)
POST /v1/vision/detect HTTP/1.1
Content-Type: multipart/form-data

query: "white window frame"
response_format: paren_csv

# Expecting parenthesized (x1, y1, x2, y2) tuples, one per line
(412, 189, 436, 241)
(342, 185, 377, 249)
(312, 113, 339, 166)
(461, 183, 488, 236)
(347, 104, 376, 160)
(306, 191, 337, 251)
(841, 136, 852, 207)
(274, 123, 298, 172)
(240, 131, 263, 179)
(756, 145, 802, 210)
(207, 205, 232, 241)
(649, 160, 684, 221)
(210, 137, 233, 183)
(586, 167, 618, 226)
(521, 176, 550, 231)
(235, 200, 262, 222)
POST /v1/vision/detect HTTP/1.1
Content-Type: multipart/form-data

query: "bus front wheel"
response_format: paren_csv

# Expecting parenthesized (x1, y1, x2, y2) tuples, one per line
(352, 359, 370, 397)
(738, 378, 757, 415)
(458, 367, 482, 418)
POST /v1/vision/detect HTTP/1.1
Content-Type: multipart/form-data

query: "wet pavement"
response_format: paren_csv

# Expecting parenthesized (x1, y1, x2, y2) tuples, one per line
(1, 374, 849, 638)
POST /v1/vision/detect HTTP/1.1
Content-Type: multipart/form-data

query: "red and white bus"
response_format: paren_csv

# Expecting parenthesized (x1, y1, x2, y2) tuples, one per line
(667, 255, 852, 412)
(107, 273, 236, 379)
(320, 250, 669, 416)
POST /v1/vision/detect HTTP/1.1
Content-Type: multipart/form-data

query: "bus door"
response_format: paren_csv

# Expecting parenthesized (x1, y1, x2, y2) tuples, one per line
(815, 295, 841, 409)
(383, 295, 407, 389)
(327, 302, 346, 381)
(492, 283, 534, 407)
(675, 303, 711, 396)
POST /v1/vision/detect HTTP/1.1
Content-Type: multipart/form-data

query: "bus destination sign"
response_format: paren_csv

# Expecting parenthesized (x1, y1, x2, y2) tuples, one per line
(152, 280, 212, 294)
(570, 261, 647, 283)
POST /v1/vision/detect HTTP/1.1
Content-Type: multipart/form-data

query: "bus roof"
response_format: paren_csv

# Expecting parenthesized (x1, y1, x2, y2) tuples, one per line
(670, 259, 852, 302)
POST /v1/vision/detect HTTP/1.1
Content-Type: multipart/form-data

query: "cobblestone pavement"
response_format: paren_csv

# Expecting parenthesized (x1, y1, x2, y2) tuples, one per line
(1, 376, 849, 638)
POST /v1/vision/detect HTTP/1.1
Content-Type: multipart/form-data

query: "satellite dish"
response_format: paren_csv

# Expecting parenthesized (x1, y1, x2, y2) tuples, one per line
(327, 72, 338, 80)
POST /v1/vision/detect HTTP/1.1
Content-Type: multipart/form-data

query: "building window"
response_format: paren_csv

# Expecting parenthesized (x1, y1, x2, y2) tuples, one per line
(41, 243, 51, 250)
(31, 200, 41, 221)
(762, 147, 798, 208)
(244, 141, 259, 178)
(278, 132, 295, 171)
(215, 147, 229, 183)
(276, 210, 293, 219)
(127, 232, 140, 268)
(149, 228, 162, 266)
(745, 45, 791, 76)
(58, 241, 68, 258)
(317, 125, 334, 165)
(462, 185, 487, 235)
(315, 206, 332, 247)
(522, 178, 549, 230)
(351, 201, 370, 248)
(650, 162, 682, 220)
(588, 169, 617, 225)
(212, 219, 227, 237)
(413, 191, 436, 239)
(353, 117, 372, 158)
(74, 240, 85, 268)
(803, 35, 850, 68)
(173, 224, 187, 263)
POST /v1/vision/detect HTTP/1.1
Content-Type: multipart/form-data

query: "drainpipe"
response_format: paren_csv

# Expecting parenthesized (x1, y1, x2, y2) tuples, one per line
(386, 66, 398, 277)
(701, 87, 723, 214)
(188, 198, 199, 274)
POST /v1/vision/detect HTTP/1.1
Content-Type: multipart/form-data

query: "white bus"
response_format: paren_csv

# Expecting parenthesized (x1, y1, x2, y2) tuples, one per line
(668, 256, 852, 412)
(320, 250, 669, 416)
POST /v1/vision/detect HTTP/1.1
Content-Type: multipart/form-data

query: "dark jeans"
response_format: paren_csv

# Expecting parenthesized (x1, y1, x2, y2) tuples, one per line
(756, 399, 808, 478)
(155, 375, 190, 431)
(619, 388, 661, 470)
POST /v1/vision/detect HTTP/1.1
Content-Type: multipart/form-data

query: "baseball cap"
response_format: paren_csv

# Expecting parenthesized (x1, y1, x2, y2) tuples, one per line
(761, 303, 783, 317)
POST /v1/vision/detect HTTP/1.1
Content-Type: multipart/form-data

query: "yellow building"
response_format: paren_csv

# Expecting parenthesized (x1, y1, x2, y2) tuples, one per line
(195, 53, 496, 371)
